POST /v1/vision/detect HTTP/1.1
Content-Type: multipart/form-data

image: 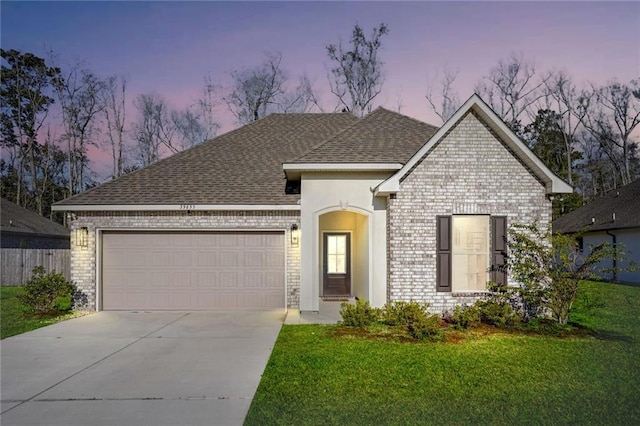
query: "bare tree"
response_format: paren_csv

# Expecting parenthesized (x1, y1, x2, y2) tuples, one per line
(278, 74, 324, 114)
(326, 23, 389, 117)
(133, 93, 173, 167)
(171, 109, 209, 151)
(543, 71, 590, 186)
(53, 61, 106, 196)
(425, 66, 461, 123)
(171, 76, 220, 150)
(103, 75, 127, 179)
(582, 79, 640, 185)
(475, 53, 547, 131)
(197, 75, 221, 138)
(223, 52, 322, 124)
(224, 52, 287, 125)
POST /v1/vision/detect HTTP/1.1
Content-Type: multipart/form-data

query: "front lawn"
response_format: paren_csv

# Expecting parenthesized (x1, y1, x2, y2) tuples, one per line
(246, 281, 640, 425)
(0, 286, 83, 339)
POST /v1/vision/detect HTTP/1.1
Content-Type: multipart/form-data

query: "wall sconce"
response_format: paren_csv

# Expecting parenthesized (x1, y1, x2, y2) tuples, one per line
(290, 224, 300, 247)
(76, 227, 89, 248)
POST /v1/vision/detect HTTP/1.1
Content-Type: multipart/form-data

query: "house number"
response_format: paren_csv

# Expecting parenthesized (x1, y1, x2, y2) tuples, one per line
(179, 204, 196, 210)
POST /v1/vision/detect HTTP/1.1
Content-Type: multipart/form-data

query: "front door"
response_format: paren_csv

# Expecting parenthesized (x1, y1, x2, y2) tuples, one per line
(323, 233, 351, 296)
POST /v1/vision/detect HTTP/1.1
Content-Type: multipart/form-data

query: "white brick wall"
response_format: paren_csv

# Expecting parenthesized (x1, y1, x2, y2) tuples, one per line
(388, 111, 552, 313)
(69, 210, 300, 310)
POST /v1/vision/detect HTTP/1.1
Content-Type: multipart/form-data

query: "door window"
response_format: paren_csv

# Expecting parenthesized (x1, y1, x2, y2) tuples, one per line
(326, 234, 347, 274)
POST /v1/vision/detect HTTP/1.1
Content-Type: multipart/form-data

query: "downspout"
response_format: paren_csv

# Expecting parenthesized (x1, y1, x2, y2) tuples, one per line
(605, 229, 617, 282)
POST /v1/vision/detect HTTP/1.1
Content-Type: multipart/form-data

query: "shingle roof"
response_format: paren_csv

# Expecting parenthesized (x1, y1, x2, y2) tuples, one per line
(1, 198, 70, 237)
(553, 179, 640, 233)
(292, 107, 439, 163)
(55, 113, 358, 206)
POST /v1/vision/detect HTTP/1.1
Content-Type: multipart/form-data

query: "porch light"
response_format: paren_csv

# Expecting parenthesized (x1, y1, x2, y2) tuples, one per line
(290, 224, 300, 247)
(76, 227, 89, 248)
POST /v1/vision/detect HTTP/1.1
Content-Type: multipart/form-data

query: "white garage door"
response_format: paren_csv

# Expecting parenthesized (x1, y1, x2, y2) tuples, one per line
(101, 231, 285, 310)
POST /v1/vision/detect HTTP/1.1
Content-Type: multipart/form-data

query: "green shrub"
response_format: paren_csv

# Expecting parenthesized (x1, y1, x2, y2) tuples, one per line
(339, 299, 380, 327)
(476, 299, 520, 327)
(18, 266, 75, 314)
(381, 300, 430, 326)
(407, 313, 443, 341)
(452, 304, 481, 330)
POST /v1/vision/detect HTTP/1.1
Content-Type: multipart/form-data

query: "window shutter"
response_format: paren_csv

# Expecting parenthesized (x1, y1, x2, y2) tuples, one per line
(436, 215, 452, 292)
(491, 216, 507, 286)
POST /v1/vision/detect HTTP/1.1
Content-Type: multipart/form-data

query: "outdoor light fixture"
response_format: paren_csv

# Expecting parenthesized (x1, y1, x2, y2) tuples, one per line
(290, 224, 300, 247)
(76, 227, 89, 248)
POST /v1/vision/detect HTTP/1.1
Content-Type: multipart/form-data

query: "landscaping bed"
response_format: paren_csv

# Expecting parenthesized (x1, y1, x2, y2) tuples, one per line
(0, 286, 84, 339)
(245, 281, 640, 425)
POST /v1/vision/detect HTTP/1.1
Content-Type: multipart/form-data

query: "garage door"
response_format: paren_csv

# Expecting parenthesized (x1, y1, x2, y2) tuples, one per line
(101, 231, 285, 310)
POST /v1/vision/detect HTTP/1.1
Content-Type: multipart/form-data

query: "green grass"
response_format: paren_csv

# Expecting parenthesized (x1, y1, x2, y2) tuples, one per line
(245, 281, 640, 425)
(0, 286, 82, 339)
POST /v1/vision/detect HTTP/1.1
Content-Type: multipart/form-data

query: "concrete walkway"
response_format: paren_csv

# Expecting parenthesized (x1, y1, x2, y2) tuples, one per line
(1, 310, 284, 426)
(284, 300, 347, 324)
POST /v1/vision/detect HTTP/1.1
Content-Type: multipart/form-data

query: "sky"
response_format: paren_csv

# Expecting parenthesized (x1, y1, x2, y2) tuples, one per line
(2, 1, 639, 180)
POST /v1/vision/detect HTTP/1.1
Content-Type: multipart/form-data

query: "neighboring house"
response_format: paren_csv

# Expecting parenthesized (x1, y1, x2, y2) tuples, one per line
(52, 94, 572, 312)
(1, 198, 70, 285)
(554, 179, 640, 284)
(1, 198, 70, 249)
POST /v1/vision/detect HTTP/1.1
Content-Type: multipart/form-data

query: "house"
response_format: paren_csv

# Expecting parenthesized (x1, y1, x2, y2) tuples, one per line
(1, 198, 70, 249)
(554, 179, 640, 284)
(52, 94, 572, 312)
(1, 198, 70, 285)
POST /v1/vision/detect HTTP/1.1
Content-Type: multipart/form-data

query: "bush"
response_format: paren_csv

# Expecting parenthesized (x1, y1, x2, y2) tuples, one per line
(381, 300, 430, 326)
(476, 299, 519, 327)
(407, 314, 443, 341)
(19, 266, 75, 314)
(339, 299, 380, 327)
(452, 304, 481, 330)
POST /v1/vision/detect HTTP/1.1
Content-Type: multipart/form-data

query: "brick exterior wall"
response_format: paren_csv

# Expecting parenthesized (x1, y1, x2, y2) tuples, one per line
(387, 111, 552, 313)
(69, 210, 300, 310)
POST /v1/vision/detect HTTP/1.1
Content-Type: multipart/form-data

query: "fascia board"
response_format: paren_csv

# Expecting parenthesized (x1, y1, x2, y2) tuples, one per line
(51, 204, 301, 212)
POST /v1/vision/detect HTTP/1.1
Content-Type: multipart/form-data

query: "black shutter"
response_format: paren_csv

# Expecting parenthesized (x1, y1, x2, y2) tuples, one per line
(436, 216, 452, 292)
(491, 216, 507, 286)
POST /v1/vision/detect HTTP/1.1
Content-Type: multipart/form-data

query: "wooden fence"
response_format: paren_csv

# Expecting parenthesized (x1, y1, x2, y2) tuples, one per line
(1, 248, 70, 286)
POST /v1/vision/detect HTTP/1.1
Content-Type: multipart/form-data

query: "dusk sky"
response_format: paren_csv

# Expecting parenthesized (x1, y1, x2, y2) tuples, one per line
(2, 1, 639, 179)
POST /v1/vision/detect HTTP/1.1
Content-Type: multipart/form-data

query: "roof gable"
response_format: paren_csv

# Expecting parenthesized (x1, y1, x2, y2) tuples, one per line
(554, 179, 640, 233)
(377, 94, 573, 195)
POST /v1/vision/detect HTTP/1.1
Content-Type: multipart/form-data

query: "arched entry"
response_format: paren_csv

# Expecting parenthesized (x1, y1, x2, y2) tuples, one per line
(318, 210, 369, 300)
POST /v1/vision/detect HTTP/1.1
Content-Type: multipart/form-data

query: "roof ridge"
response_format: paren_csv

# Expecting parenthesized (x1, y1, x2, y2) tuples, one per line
(289, 114, 362, 162)
(288, 108, 440, 164)
(373, 106, 440, 131)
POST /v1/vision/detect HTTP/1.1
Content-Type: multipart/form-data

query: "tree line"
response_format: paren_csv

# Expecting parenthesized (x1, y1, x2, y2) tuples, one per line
(426, 54, 640, 216)
(2, 23, 638, 223)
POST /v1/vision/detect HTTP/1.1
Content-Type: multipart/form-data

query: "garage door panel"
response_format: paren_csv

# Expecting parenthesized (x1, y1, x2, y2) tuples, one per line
(102, 232, 284, 310)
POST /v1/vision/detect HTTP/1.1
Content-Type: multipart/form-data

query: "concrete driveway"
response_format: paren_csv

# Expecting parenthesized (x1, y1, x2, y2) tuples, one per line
(1, 310, 284, 426)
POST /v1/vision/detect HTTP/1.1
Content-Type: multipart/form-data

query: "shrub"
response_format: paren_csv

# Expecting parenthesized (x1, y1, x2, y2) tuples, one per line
(452, 304, 481, 330)
(476, 299, 519, 327)
(505, 223, 631, 324)
(407, 313, 443, 341)
(339, 299, 380, 327)
(19, 266, 75, 314)
(381, 300, 430, 326)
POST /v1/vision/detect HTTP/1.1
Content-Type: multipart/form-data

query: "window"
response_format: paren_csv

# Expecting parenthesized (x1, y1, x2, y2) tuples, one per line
(452, 216, 490, 291)
(326, 234, 347, 274)
(436, 215, 506, 292)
